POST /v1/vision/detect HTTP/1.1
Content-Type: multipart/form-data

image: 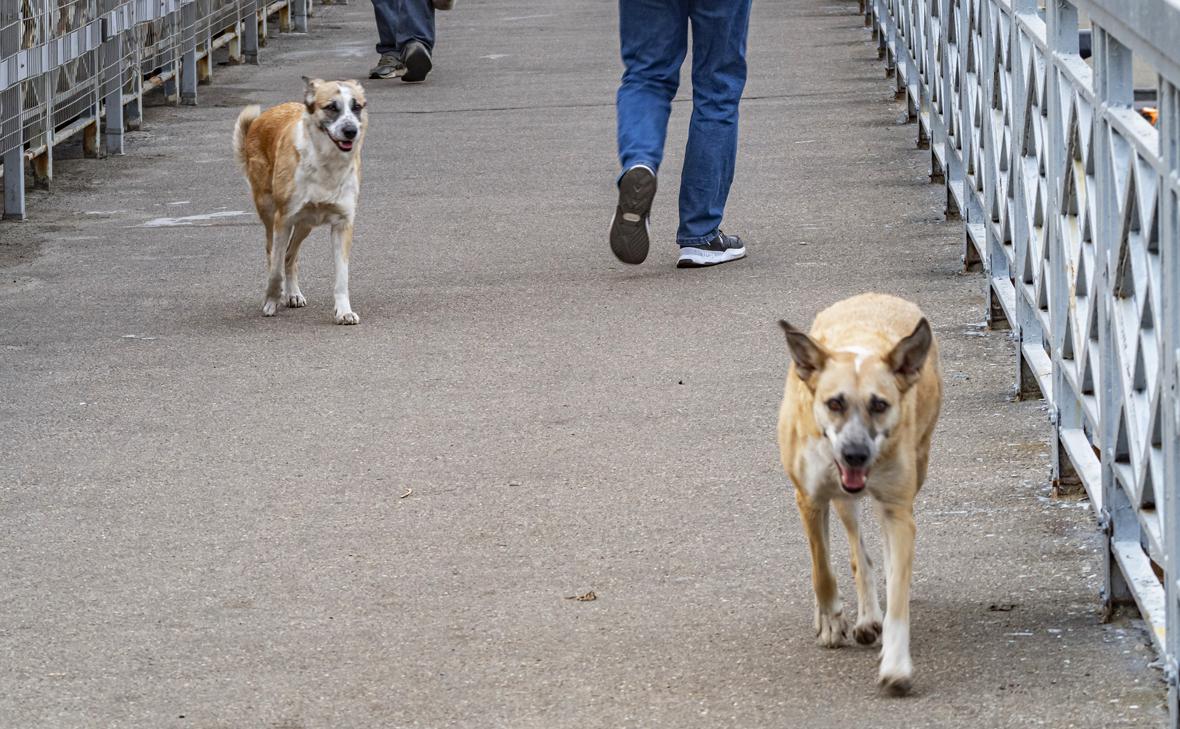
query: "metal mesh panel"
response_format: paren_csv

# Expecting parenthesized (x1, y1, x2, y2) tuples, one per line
(50, 47, 98, 127)
(3, 0, 292, 219)
(0, 85, 19, 157)
(137, 12, 178, 77)
(867, 0, 1180, 724)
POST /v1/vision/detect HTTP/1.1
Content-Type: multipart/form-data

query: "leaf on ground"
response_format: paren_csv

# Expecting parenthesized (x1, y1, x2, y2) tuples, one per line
(565, 591, 597, 602)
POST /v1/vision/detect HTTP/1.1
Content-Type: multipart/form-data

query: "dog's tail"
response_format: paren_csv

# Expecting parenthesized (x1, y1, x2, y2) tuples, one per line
(233, 105, 261, 170)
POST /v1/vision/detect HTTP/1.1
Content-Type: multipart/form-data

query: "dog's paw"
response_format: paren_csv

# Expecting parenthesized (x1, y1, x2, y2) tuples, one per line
(815, 611, 847, 649)
(877, 670, 913, 697)
(286, 292, 307, 308)
(334, 309, 360, 325)
(262, 299, 278, 317)
(854, 619, 882, 646)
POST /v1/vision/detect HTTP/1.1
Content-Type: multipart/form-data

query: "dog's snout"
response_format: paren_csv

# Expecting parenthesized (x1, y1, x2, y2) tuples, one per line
(842, 444, 870, 468)
(341, 124, 358, 140)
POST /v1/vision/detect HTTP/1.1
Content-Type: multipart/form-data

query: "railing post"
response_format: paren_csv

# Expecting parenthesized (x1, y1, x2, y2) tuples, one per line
(179, 0, 198, 105)
(242, 0, 260, 63)
(2, 145, 25, 221)
(979, 0, 1000, 282)
(1091, 23, 1136, 616)
(292, 0, 307, 33)
(103, 33, 125, 156)
(1045, 0, 1082, 491)
(1158, 74, 1180, 729)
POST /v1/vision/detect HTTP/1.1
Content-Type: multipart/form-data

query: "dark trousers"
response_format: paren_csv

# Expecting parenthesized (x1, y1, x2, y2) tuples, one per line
(373, 0, 435, 55)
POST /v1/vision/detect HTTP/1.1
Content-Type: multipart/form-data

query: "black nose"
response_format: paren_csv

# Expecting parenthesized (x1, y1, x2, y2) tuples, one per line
(341, 125, 358, 140)
(842, 445, 870, 468)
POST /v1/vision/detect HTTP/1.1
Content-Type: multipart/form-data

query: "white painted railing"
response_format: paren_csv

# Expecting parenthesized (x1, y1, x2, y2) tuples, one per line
(867, 0, 1180, 723)
(1, 0, 313, 219)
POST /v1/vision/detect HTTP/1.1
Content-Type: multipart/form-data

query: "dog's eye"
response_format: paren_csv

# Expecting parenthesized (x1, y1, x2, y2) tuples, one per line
(324, 101, 339, 112)
(825, 397, 845, 414)
(869, 397, 890, 414)
(351, 100, 363, 113)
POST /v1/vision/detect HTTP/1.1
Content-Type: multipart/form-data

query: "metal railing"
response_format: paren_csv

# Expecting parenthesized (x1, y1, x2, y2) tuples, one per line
(0, 0, 314, 219)
(866, 0, 1180, 723)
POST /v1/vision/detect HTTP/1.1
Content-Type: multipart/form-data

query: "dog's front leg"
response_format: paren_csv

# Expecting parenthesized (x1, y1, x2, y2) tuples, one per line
(796, 491, 845, 648)
(878, 502, 916, 695)
(263, 217, 292, 316)
(330, 221, 359, 325)
(834, 499, 883, 645)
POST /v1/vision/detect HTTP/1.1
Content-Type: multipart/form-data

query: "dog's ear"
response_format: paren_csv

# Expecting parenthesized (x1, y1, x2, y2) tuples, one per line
(779, 320, 828, 387)
(887, 318, 933, 390)
(302, 76, 322, 112)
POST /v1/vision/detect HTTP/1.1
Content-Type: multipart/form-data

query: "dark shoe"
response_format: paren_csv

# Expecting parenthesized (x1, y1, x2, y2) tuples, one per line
(369, 53, 406, 79)
(676, 231, 747, 268)
(401, 41, 432, 83)
(609, 165, 657, 265)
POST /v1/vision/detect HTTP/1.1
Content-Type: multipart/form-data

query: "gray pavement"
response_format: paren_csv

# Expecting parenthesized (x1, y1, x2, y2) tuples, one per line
(0, 0, 1169, 727)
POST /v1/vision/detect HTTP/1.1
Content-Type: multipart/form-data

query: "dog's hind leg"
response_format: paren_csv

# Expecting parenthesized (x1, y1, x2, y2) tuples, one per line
(330, 221, 358, 325)
(263, 215, 292, 317)
(796, 491, 845, 648)
(877, 502, 916, 696)
(284, 223, 313, 308)
(834, 499, 883, 646)
(255, 196, 275, 265)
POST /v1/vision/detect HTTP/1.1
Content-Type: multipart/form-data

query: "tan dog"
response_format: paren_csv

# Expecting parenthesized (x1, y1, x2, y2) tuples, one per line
(233, 77, 368, 324)
(777, 293, 942, 696)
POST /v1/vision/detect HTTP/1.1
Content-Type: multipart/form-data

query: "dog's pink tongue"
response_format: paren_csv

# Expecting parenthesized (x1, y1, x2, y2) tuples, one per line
(839, 465, 868, 491)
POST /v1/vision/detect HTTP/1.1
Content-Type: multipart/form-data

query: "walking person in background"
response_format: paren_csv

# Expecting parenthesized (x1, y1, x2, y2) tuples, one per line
(609, 0, 752, 268)
(369, 0, 452, 82)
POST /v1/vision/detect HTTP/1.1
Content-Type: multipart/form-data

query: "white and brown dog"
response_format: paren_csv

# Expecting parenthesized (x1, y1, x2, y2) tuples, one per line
(233, 77, 368, 324)
(776, 293, 942, 696)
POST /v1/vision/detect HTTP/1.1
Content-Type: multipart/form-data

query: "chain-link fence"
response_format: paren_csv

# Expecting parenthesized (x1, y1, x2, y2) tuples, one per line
(0, 0, 308, 219)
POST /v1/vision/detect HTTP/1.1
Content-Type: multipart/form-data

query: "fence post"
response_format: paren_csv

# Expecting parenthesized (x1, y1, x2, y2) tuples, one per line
(292, 0, 307, 33)
(180, 0, 198, 105)
(103, 32, 125, 155)
(2, 146, 24, 220)
(1045, 0, 1084, 495)
(1091, 23, 1136, 616)
(1159, 73, 1180, 729)
(242, 0, 259, 63)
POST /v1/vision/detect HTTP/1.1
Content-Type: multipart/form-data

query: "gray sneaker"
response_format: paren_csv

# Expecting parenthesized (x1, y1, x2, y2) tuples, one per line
(369, 53, 406, 79)
(676, 231, 747, 268)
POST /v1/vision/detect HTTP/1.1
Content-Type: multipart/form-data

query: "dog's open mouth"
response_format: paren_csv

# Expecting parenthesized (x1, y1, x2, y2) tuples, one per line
(836, 463, 869, 493)
(333, 138, 354, 152)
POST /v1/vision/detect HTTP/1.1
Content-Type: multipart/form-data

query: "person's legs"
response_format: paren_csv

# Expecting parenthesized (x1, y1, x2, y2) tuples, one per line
(616, 0, 688, 174)
(392, 0, 435, 53)
(677, 0, 752, 245)
(610, 0, 688, 264)
(370, 0, 434, 80)
(372, 0, 400, 56)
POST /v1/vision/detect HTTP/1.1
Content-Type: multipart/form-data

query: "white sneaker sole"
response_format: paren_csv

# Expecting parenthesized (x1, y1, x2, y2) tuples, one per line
(676, 246, 747, 268)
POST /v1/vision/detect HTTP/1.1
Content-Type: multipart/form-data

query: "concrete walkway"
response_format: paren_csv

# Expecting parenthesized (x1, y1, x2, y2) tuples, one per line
(0, 0, 1167, 726)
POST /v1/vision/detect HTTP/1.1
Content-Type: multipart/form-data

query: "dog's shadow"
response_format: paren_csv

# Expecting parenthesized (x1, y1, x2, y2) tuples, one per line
(723, 591, 1137, 705)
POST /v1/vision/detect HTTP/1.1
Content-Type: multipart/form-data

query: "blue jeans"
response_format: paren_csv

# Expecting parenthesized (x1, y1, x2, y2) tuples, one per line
(616, 0, 752, 245)
(373, 0, 435, 55)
